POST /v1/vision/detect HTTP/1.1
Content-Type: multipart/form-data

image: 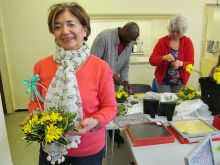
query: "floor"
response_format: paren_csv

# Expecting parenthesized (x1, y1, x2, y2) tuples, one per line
(5, 111, 134, 165)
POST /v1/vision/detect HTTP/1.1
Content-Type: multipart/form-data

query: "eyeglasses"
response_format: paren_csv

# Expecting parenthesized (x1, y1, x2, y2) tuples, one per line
(171, 31, 180, 34)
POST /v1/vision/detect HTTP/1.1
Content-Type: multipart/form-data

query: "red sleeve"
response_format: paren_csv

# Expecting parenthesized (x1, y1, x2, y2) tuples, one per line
(93, 63, 117, 128)
(149, 38, 167, 66)
(182, 38, 194, 70)
(28, 62, 44, 113)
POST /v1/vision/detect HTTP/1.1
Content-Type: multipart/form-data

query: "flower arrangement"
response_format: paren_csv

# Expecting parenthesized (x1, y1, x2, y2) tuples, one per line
(115, 90, 128, 103)
(177, 86, 200, 101)
(21, 75, 80, 164)
(22, 107, 77, 145)
(186, 64, 220, 85)
(186, 64, 202, 77)
(213, 66, 220, 84)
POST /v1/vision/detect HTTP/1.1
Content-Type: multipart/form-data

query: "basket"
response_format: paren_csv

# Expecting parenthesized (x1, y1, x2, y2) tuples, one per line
(199, 77, 220, 115)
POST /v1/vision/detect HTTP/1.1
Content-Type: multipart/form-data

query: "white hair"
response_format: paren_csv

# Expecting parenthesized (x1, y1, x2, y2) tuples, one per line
(167, 15, 188, 35)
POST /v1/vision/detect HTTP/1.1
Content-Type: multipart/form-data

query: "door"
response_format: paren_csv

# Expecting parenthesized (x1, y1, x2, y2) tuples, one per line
(0, 71, 7, 114)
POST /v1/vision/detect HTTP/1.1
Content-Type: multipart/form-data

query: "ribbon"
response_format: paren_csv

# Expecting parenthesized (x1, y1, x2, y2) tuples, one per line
(21, 74, 44, 102)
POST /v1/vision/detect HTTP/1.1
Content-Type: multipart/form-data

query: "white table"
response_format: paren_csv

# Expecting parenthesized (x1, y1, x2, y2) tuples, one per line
(125, 131, 220, 165)
(124, 113, 220, 165)
(107, 97, 218, 165)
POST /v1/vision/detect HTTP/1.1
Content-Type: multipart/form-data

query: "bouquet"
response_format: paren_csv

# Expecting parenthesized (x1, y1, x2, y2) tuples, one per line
(21, 75, 80, 164)
(213, 66, 220, 84)
(22, 107, 77, 145)
(115, 90, 128, 103)
(177, 86, 200, 101)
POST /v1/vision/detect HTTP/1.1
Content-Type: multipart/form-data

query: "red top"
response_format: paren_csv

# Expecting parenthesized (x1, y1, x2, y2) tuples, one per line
(118, 42, 125, 55)
(28, 55, 117, 156)
(149, 35, 194, 85)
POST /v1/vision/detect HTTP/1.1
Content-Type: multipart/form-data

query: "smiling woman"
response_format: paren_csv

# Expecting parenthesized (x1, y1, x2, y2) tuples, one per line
(48, 2, 91, 50)
(19, 2, 117, 165)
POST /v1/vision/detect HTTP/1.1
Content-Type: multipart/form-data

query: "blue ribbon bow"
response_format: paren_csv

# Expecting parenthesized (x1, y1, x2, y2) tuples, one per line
(21, 74, 44, 102)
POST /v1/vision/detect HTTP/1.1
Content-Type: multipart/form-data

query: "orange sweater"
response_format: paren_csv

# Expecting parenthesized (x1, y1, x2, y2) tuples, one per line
(28, 55, 117, 156)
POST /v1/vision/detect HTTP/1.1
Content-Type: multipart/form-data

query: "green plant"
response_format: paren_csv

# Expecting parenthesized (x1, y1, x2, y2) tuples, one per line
(117, 104, 127, 116)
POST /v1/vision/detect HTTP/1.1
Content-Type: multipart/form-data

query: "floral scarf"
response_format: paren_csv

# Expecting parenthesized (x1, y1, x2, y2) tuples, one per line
(44, 43, 90, 122)
(43, 43, 90, 163)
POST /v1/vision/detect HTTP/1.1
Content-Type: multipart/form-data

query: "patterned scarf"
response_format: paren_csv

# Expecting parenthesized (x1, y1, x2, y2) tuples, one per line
(44, 43, 90, 122)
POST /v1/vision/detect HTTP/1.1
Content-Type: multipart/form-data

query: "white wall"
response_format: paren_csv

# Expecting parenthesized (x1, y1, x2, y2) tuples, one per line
(0, 93, 13, 165)
(0, 0, 215, 110)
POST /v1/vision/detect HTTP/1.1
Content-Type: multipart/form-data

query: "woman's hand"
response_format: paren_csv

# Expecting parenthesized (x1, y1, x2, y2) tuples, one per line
(171, 60, 183, 69)
(75, 117, 100, 135)
(162, 54, 175, 62)
(19, 113, 32, 126)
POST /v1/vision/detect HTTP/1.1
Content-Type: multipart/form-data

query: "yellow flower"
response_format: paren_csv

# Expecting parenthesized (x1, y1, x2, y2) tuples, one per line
(215, 66, 220, 72)
(116, 92, 122, 99)
(45, 124, 63, 143)
(121, 91, 128, 97)
(38, 115, 48, 125)
(213, 72, 220, 84)
(178, 90, 184, 97)
(178, 86, 199, 101)
(23, 123, 32, 134)
(187, 93, 193, 100)
(29, 115, 38, 124)
(186, 64, 194, 74)
(50, 111, 63, 123)
(186, 64, 202, 76)
(186, 86, 193, 91)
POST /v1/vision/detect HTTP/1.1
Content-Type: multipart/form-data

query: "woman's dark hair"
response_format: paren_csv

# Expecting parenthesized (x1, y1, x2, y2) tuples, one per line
(48, 2, 91, 41)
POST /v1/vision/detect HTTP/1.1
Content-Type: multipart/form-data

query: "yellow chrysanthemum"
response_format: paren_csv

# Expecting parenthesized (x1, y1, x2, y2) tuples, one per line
(214, 66, 220, 72)
(187, 93, 193, 100)
(38, 114, 50, 125)
(30, 115, 39, 124)
(178, 90, 184, 97)
(116, 92, 122, 99)
(186, 64, 194, 74)
(186, 86, 193, 91)
(213, 72, 220, 84)
(23, 123, 32, 134)
(122, 91, 128, 97)
(50, 111, 63, 123)
(45, 124, 63, 143)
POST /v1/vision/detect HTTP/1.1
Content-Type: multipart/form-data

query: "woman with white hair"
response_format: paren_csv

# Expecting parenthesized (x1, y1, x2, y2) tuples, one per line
(149, 15, 194, 93)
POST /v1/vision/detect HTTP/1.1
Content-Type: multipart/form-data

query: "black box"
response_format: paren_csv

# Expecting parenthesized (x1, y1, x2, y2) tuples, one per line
(199, 77, 220, 115)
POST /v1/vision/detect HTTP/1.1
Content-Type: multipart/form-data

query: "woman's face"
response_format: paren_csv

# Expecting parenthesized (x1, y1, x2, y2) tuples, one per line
(53, 9, 87, 51)
(170, 30, 182, 40)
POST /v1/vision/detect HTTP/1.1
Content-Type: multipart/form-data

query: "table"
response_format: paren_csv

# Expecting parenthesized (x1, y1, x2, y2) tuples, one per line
(124, 113, 219, 165)
(125, 130, 220, 165)
(106, 96, 218, 165)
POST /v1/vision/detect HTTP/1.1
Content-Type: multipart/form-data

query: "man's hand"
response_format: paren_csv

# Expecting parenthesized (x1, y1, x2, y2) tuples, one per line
(124, 81, 132, 94)
(113, 74, 124, 85)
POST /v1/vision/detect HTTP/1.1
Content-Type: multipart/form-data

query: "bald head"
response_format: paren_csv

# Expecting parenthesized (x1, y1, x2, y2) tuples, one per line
(119, 22, 139, 44)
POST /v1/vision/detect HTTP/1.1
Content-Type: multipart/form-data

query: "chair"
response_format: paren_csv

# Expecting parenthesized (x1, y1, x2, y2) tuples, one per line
(130, 84, 152, 94)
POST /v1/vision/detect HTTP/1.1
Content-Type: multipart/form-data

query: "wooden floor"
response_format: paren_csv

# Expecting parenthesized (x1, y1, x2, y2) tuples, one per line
(5, 111, 134, 165)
